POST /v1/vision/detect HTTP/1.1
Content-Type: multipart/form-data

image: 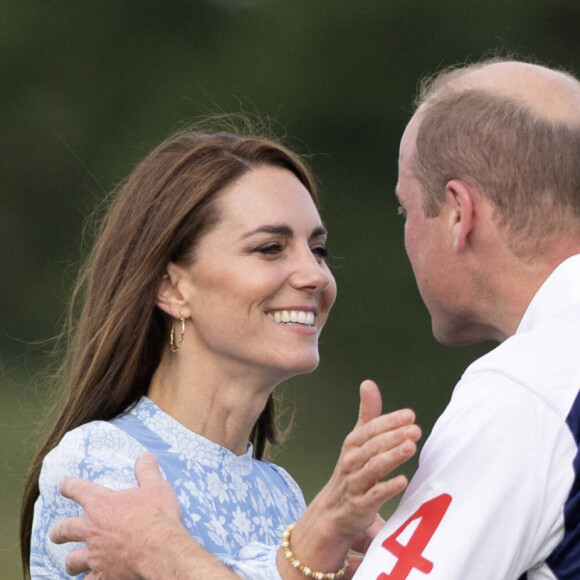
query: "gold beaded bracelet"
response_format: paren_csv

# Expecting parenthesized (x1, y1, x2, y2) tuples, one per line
(281, 522, 350, 580)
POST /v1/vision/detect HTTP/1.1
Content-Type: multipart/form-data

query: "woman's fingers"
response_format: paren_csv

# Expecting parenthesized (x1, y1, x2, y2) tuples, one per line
(357, 380, 383, 426)
(349, 437, 418, 494)
(363, 425, 421, 471)
(364, 474, 409, 506)
(340, 422, 421, 481)
(347, 407, 417, 449)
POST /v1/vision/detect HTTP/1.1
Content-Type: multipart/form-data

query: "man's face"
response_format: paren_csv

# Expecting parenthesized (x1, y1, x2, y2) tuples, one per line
(395, 116, 471, 345)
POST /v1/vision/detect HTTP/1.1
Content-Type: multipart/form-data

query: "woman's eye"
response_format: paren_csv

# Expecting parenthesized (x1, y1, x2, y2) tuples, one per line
(255, 243, 283, 256)
(312, 245, 329, 261)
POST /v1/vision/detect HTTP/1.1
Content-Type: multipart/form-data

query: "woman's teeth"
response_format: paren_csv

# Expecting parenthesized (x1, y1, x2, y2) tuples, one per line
(267, 310, 315, 326)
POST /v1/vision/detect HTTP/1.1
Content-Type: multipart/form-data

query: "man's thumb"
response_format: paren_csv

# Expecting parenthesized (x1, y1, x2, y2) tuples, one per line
(134, 452, 163, 487)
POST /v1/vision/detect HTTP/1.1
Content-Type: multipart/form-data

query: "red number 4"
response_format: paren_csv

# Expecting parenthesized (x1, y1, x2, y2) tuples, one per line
(378, 494, 452, 580)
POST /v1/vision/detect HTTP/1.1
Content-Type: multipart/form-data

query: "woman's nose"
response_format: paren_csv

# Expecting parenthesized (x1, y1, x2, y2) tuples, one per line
(288, 249, 333, 293)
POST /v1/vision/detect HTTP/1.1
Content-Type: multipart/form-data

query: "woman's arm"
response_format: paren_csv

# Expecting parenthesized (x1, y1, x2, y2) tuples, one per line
(51, 380, 420, 580)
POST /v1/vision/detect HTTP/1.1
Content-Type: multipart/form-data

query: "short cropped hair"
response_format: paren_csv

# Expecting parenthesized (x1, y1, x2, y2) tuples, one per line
(412, 62, 580, 257)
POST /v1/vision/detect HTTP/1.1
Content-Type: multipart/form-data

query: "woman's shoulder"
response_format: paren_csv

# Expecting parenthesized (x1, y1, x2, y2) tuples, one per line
(32, 419, 150, 575)
(39, 419, 147, 491)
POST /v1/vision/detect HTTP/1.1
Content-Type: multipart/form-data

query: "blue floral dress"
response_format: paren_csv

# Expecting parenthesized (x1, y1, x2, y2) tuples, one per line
(30, 397, 306, 579)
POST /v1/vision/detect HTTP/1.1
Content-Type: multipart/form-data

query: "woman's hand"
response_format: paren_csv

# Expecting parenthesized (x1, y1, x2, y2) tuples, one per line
(277, 379, 421, 579)
(314, 379, 420, 535)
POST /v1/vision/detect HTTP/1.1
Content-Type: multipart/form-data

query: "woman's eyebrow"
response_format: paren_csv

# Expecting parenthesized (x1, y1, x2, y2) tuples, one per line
(241, 224, 294, 239)
(310, 226, 328, 238)
(241, 225, 328, 239)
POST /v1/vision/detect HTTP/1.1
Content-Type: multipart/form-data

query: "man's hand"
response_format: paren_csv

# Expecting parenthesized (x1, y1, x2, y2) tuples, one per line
(50, 452, 184, 579)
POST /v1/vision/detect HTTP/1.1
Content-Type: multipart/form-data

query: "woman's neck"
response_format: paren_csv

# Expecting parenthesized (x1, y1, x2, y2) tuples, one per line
(147, 350, 276, 456)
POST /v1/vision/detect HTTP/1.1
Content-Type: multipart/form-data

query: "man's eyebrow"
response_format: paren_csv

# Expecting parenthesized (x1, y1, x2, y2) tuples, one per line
(241, 224, 327, 239)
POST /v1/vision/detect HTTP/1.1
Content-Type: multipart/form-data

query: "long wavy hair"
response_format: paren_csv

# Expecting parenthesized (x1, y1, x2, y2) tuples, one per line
(20, 123, 318, 577)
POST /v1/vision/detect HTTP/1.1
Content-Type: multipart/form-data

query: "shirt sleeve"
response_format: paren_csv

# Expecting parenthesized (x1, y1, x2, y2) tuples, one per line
(30, 422, 147, 579)
(353, 371, 576, 580)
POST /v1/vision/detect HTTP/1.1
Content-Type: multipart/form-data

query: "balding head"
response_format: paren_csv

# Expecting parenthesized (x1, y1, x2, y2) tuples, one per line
(410, 58, 580, 259)
(418, 60, 580, 124)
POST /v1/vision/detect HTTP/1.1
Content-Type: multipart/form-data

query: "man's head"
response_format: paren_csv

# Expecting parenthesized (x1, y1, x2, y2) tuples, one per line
(397, 58, 580, 345)
(414, 59, 580, 255)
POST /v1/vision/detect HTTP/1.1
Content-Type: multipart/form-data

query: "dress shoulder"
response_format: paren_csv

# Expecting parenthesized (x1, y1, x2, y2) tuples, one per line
(257, 459, 307, 515)
(39, 420, 147, 491)
(31, 421, 147, 578)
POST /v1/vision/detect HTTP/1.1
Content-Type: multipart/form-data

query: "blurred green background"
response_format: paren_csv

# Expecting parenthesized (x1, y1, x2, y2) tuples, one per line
(2, 0, 579, 577)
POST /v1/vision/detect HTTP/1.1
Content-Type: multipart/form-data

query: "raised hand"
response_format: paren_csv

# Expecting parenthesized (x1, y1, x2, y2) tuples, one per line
(277, 379, 421, 579)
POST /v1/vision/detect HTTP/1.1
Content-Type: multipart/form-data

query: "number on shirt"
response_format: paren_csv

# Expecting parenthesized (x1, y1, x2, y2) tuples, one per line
(378, 494, 452, 579)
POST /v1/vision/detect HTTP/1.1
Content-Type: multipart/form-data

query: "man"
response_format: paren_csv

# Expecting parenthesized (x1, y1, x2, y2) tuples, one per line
(50, 58, 580, 579)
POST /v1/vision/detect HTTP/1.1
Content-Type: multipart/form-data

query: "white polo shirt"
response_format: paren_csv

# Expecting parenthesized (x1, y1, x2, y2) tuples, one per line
(355, 255, 580, 580)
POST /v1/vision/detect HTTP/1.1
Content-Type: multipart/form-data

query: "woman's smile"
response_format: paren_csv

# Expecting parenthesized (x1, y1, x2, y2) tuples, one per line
(166, 164, 337, 381)
(266, 309, 316, 326)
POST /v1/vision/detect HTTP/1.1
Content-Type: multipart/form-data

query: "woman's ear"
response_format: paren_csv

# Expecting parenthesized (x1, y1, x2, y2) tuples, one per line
(445, 179, 474, 252)
(156, 262, 190, 318)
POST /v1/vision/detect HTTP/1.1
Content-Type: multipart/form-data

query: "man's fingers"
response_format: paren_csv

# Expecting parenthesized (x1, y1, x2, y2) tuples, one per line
(65, 546, 91, 576)
(134, 452, 164, 488)
(58, 477, 108, 506)
(357, 380, 382, 426)
(50, 517, 86, 544)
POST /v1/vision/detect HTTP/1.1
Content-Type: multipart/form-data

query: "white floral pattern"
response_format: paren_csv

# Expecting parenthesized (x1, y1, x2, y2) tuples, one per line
(30, 397, 306, 579)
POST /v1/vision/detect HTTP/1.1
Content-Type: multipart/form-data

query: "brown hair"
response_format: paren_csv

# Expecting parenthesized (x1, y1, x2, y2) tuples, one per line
(411, 60, 580, 257)
(20, 123, 318, 576)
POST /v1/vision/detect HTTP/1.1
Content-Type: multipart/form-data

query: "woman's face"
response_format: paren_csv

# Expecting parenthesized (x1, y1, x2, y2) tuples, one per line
(175, 165, 337, 382)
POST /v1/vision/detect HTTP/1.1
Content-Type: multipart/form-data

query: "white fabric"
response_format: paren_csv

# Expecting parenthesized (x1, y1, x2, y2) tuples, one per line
(356, 255, 580, 580)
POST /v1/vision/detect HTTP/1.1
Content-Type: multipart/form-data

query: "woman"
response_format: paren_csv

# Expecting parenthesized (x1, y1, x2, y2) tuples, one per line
(21, 124, 419, 579)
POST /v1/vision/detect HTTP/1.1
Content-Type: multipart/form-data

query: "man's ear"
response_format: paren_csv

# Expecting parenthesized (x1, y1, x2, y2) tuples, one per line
(445, 179, 474, 252)
(156, 262, 190, 318)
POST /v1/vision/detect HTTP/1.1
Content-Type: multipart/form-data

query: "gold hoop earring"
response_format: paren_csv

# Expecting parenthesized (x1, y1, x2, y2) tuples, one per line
(169, 311, 185, 353)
